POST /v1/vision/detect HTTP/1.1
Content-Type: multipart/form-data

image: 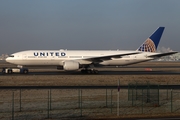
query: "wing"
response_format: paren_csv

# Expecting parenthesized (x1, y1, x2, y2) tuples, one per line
(84, 52, 141, 62)
(148, 51, 178, 58)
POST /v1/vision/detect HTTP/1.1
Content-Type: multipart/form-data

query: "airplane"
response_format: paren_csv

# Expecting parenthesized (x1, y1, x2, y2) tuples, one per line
(5, 27, 178, 74)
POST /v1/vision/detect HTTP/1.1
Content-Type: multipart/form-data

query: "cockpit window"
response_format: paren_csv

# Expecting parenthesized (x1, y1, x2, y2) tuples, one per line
(9, 55, 14, 57)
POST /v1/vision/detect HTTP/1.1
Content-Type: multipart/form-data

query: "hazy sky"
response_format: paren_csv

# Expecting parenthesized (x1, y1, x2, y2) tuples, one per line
(0, 0, 180, 54)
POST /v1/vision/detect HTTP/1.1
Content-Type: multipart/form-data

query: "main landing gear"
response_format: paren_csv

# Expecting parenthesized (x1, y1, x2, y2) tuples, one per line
(81, 68, 99, 74)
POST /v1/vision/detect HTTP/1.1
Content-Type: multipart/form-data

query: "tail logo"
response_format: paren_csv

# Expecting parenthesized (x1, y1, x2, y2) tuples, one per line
(138, 38, 156, 52)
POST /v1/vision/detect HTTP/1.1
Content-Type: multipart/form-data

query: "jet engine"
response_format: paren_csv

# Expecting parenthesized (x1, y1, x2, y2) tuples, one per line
(63, 61, 80, 71)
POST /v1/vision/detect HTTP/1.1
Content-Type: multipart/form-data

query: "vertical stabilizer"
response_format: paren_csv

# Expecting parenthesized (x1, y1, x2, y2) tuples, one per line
(137, 27, 165, 52)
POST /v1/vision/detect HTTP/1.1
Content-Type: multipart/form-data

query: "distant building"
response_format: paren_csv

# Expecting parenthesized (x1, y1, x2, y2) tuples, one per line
(0, 54, 9, 60)
(156, 47, 180, 61)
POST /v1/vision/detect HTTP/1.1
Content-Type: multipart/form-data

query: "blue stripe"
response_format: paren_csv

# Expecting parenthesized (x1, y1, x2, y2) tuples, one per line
(149, 27, 165, 49)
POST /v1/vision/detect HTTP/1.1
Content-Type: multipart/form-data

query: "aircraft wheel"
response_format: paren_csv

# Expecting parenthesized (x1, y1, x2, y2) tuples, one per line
(8, 70, 12, 74)
(90, 69, 98, 74)
(81, 69, 86, 74)
(81, 69, 98, 74)
(94, 70, 98, 74)
(87, 70, 91, 74)
(23, 69, 29, 74)
(2, 69, 5, 74)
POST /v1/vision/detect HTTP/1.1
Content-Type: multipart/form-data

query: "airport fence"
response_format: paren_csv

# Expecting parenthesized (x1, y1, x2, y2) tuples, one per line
(0, 87, 180, 120)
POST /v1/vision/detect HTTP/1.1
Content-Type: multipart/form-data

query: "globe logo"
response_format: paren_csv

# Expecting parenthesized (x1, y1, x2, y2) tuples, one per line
(138, 38, 156, 52)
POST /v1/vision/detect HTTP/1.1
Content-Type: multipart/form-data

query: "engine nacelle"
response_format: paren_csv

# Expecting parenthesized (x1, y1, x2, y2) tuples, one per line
(63, 61, 80, 71)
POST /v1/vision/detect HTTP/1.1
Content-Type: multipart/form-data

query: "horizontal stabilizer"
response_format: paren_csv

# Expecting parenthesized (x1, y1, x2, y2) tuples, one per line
(148, 51, 178, 58)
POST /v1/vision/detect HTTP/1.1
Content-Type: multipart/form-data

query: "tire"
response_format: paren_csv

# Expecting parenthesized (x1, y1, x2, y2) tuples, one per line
(23, 69, 28, 74)
(94, 70, 98, 74)
(8, 70, 12, 74)
(2, 70, 5, 74)
(81, 69, 85, 73)
(91, 70, 95, 74)
(87, 70, 91, 74)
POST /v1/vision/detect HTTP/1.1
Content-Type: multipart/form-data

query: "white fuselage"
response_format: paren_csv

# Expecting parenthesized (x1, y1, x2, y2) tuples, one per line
(6, 50, 157, 67)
